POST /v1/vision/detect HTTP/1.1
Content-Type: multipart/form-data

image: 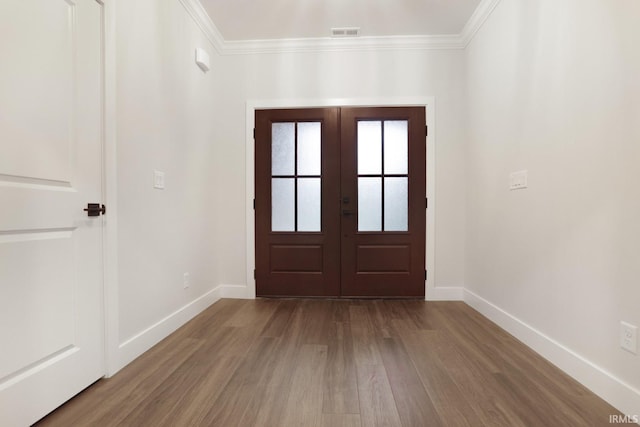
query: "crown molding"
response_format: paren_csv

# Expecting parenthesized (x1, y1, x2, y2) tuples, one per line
(222, 34, 465, 55)
(459, 0, 502, 47)
(179, 0, 502, 55)
(177, 0, 225, 53)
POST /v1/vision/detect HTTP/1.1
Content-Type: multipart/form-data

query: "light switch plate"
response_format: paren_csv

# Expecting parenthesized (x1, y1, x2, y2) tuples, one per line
(620, 321, 638, 354)
(154, 170, 165, 189)
(509, 170, 528, 190)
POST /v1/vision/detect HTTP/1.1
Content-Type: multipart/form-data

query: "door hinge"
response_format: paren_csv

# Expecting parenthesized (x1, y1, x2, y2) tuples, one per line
(253, 198, 256, 210)
(425, 270, 428, 280)
(426, 197, 428, 209)
(254, 269, 256, 279)
(425, 126, 428, 137)
(253, 128, 256, 139)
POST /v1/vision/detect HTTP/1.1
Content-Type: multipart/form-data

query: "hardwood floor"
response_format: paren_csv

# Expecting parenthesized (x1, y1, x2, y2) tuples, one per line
(37, 299, 630, 426)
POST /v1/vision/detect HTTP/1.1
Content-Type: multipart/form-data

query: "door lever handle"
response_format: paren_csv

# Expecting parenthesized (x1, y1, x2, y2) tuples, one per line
(342, 209, 355, 216)
(84, 203, 106, 217)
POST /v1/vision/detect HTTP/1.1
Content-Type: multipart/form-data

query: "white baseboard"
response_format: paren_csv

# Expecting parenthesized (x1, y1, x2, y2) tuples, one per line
(426, 286, 464, 301)
(464, 288, 640, 420)
(113, 285, 222, 375)
(220, 284, 252, 299)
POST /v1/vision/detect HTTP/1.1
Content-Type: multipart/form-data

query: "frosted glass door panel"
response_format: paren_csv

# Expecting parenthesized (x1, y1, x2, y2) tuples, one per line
(271, 121, 322, 233)
(384, 177, 408, 231)
(356, 119, 410, 232)
(358, 177, 382, 231)
(297, 122, 321, 175)
(297, 178, 321, 231)
(272, 178, 295, 231)
(384, 120, 408, 174)
(272, 123, 295, 175)
(357, 121, 382, 174)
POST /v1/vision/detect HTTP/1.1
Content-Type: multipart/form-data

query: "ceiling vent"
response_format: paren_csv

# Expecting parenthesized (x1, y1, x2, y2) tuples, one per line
(331, 27, 360, 38)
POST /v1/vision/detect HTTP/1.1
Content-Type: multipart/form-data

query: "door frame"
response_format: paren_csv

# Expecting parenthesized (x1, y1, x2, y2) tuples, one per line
(245, 97, 438, 300)
(102, 0, 120, 377)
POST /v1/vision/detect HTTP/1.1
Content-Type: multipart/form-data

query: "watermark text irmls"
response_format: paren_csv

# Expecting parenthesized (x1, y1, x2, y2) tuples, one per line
(609, 414, 639, 424)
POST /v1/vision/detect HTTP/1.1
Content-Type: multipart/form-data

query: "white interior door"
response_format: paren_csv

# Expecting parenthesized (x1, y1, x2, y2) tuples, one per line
(0, 0, 105, 425)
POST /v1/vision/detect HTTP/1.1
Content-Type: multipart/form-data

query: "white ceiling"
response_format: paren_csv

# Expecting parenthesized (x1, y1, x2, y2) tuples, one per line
(199, 0, 483, 41)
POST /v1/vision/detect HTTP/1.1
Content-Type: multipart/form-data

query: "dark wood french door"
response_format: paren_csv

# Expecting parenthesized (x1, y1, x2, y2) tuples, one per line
(255, 107, 426, 297)
(255, 108, 341, 297)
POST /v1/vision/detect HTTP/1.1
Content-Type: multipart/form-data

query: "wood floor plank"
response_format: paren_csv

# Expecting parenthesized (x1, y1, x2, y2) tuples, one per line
(350, 303, 402, 427)
(280, 344, 328, 427)
(493, 366, 599, 427)
(36, 299, 630, 427)
(402, 307, 541, 427)
(355, 362, 403, 427)
(378, 336, 444, 427)
(392, 320, 483, 427)
(441, 303, 623, 425)
(225, 298, 280, 328)
(118, 326, 247, 426)
(260, 299, 296, 337)
(467, 307, 624, 424)
(442, 352, 536, 425)
(485, 339, 610, 425)
(37, 336, 206, 427)
(428, 303, 503, 373)
(330, 299, 351, 323)
(430, 310, 579, 426)
(349, 305, 383, 365)
(300, 299, 333, 345)
(199, 336, 280, 425)
(186, 298, 248, 339)
(247, 302, 308, 427)
(120, 300, 279, 426)
(176, 301, 280, 426)
(321, 413, 362, 427)
(323, 320, 360, 415)
(365, 300, 394, 338)
(401, 299, 438, 330)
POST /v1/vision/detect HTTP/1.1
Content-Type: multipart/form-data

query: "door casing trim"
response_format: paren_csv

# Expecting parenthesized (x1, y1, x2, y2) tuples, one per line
(102, 0, 120, 377)
(245, 97, 437, 300)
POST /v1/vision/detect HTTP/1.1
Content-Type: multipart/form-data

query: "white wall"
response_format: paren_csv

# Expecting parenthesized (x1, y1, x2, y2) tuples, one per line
(107, 1, 470, 368)
(465, 0, 640, 415)
(113, 0, 222, 367)
(212, 49, 468, 294)
(107, 0, 640, 416)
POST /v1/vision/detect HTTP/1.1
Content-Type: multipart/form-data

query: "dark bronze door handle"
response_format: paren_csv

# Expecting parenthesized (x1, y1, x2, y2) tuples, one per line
(84, 203, 106, 217)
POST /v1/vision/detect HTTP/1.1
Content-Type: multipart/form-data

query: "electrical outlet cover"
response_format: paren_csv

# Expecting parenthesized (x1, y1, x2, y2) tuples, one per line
(509, 170, 528, 190)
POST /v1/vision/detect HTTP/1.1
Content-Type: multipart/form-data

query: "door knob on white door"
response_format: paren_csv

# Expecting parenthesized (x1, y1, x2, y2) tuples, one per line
(83, 203, 106, 217)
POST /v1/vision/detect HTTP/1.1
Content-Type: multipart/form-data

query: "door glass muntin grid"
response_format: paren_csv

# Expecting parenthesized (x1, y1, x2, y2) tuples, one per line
(357, 120, 409, 232)
(271, 121, 322, 232)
